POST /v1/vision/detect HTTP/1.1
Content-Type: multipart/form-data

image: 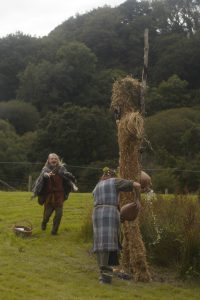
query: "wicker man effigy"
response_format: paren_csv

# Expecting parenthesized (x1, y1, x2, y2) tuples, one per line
(111, 76, 151, 282)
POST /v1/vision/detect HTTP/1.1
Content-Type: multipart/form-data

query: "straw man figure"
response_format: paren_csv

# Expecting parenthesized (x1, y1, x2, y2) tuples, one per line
(111, 76, 151, 282)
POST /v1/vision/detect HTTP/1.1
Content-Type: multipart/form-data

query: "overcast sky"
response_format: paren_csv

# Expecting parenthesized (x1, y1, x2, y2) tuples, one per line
(0, 0, 125, 38)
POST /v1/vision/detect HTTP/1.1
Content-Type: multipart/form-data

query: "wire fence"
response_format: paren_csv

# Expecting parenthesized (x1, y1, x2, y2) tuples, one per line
(0, 161, 200, 192)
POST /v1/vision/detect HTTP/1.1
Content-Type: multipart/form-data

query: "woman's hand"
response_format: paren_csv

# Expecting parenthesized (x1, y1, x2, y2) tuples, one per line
(133, 181, 141, 207)
(133, 181, 141, 192)
(44, 171, 55, 178)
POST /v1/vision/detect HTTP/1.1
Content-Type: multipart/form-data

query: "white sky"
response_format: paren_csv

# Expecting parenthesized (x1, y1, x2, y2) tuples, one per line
(0, 0, 125, 38)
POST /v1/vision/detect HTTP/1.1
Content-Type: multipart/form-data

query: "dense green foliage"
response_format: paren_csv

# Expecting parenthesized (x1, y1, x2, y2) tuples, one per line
(0, 0, 199, 192)
(31, 105, 118, 164)
(0, 100, 39, 134)
(0, 120, 37, 189)
(144, 107, 200, 192)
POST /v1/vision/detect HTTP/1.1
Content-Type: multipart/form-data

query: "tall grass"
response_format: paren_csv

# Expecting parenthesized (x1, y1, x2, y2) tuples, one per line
(79, 206, 93, 243)
(140, 194, 200, 278)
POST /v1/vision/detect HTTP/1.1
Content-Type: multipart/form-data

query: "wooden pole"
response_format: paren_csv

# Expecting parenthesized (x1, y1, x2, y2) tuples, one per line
(28, 175, 32, 192)
(141, 28, 149, 116)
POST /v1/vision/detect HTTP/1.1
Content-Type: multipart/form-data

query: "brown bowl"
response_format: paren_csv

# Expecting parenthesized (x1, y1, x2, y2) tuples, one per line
(120, 202, 140, 221)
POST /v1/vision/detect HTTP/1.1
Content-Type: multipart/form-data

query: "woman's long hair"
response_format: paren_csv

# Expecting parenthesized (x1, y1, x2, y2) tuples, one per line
(44, 153, 63, 168)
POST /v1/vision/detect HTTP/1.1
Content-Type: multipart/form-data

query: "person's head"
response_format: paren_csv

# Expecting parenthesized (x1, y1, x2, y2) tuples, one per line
(46, 153, 61, 167)
(140, 170, 152, 193)
(101, 168, 116, 181)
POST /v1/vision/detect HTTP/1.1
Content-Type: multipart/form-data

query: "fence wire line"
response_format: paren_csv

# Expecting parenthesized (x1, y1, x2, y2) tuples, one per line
(0, 179, 16, 190)
(0, 161, 200, 173)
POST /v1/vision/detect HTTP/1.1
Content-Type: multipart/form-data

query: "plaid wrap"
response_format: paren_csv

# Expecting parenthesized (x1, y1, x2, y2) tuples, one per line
(92, 178, 120, 252)
(32, 165, 76, 200)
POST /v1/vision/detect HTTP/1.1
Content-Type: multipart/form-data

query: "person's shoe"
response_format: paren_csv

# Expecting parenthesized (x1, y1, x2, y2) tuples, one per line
(116, 272, 132, 280)
(51, 231, 58, 235)
(99, 278, 105, 284)
(100, 266, 113, 273)
(41, 222, 46, 231)
(99, 273, 112, 284)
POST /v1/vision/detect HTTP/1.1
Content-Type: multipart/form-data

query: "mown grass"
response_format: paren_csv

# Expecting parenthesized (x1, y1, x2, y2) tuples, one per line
(0, 192, 199, 300)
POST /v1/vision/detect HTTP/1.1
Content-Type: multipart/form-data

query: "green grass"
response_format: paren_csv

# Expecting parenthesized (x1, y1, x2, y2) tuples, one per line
(0, 192, 199, 300)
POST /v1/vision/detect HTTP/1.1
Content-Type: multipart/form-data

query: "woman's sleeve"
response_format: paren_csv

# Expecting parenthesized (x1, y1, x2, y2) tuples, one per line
(115, 179, 133, 192)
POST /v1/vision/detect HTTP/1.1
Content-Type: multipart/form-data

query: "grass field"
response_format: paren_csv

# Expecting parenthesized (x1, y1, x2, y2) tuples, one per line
(0, 192, 199, 300)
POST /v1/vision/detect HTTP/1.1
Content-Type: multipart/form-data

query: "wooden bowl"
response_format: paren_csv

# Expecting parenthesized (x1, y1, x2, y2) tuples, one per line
(120, 202, 140, 221)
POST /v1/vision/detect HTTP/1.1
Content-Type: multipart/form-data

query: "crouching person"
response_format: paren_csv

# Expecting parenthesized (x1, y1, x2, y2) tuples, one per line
(32, 153, 78, 235)
(92, 168, 141, 284)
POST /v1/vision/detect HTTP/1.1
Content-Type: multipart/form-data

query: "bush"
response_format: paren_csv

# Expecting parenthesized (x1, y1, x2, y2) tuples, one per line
(151, 169, 178, 193)
(140, 194, 200, 278)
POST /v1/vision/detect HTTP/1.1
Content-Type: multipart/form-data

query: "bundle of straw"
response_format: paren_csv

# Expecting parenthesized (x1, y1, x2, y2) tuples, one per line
(111, 75, 151, 282)
(111, 76, 141, 113)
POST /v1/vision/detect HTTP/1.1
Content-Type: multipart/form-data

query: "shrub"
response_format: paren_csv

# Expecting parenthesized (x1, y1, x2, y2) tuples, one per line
(140, 194, 200, 278)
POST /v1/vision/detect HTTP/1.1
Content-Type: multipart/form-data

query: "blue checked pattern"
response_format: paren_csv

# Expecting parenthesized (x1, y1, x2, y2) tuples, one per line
(92, 179, 120, 252)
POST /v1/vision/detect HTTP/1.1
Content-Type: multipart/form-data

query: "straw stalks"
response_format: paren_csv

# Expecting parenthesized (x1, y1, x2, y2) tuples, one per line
(111, 76, 151, 282)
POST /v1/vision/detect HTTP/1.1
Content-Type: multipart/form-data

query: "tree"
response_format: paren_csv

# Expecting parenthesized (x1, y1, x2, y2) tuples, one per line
(31, 105, 118, 165)
(55, 41, 97, 105)
(163, 0, 200, 34)
(147, 74, 190, 114)
(0, 120, 36, 188)
(150, 33, 200, 88)
(0, 100, 39, 134)
(150, 0, 200, 35)
(145, 107, 200, 192)
(151, 169, 178, 193)
(17, 60, 56, 111)
(175, 154, 200, 192)
(145, 107, 200, 157)
(0, 32, 41, 100)
(17, 42, 97, 111)
(51, 7, 127, 68)
(86, 68, 126, 107)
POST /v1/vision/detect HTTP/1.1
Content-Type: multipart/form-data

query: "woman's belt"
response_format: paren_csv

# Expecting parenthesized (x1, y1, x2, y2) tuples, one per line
(95, 204, 117, 208)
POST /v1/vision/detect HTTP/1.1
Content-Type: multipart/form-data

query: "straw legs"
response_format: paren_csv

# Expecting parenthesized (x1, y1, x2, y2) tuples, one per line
(41, 205, 63, 235)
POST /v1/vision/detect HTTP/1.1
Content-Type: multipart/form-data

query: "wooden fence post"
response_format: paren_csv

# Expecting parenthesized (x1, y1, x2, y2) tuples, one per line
(28, 175, 32, 192)
(141, 28, 149, 116)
